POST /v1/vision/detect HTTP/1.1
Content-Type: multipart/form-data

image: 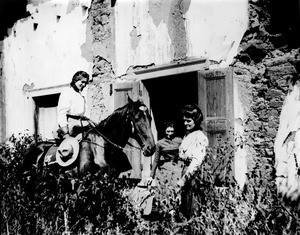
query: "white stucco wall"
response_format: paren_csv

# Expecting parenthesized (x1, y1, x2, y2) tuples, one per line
(114, 0, 248, 76)
(114, 0, 249, 184)
(185, 0, 248, 65)
(115, 0, 172, 76)
(234, 79, 247, 187)
(3, 0, 92, 138)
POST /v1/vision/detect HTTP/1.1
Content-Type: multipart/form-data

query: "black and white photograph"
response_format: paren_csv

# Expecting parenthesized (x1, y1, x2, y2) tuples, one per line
(1, 0, 300, 234)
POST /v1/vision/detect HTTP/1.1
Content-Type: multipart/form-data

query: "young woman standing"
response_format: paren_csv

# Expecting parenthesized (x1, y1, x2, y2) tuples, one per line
(178, 104, 209, 186)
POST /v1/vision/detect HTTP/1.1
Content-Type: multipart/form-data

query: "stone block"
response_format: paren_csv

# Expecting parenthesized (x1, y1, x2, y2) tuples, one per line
(267, 109, 279, 118)
(234, 67, 251, 76)
(266, 65, 297, 76)
(269, 99, 283, 108)
(264, 89, 284, 100)
(264, 56, 288, 67)
(247, 120, 262, 131)
(265, 126, 277, 138)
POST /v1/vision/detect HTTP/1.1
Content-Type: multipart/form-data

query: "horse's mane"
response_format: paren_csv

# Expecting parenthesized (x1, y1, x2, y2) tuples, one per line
(97, 104, 129, 130)
(98, 100, 145, 128)
(93, 100, 144, 140)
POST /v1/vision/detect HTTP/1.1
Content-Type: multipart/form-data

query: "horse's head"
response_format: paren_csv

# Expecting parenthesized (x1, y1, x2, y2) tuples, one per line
(127, 97, 155, 156)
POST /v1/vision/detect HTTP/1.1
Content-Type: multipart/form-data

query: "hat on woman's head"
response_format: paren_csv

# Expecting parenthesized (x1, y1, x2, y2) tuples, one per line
(181, 103, 203, 126)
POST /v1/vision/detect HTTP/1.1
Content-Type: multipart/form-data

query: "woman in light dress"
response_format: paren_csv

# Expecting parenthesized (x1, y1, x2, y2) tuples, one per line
(177, 103, 209, 187)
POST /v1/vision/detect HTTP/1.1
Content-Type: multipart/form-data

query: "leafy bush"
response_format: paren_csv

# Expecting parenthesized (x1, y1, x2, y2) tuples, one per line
(1, 134, 300, 234)
(0, 133, 140, 234)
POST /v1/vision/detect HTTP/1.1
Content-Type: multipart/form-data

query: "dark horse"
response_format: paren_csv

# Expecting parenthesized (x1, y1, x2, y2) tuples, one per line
(23, 97, 156, 189)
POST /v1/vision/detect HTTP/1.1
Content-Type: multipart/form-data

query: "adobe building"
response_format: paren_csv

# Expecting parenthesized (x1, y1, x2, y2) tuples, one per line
(1, 0, 300, 200)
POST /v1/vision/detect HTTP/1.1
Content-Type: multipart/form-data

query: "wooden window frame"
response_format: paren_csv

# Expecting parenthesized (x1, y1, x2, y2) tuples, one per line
(26, 84, 69, 141)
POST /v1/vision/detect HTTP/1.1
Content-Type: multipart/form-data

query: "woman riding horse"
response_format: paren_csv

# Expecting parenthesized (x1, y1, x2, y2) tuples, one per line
(23, 97, 155, 181)
(55, 70, 90, 140)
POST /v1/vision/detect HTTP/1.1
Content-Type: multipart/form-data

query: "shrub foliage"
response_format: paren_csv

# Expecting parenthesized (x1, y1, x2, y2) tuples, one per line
(1, 134, 300, 234)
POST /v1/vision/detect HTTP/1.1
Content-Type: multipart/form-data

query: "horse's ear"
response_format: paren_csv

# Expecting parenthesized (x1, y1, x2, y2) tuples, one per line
(127, 94, 133, 103)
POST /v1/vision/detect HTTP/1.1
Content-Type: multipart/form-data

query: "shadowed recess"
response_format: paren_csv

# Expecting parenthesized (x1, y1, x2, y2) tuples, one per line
(0, 0, 30, 40)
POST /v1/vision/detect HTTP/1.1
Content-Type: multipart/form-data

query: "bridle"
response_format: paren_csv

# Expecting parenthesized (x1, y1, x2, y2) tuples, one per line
(80, 113, 143, 152)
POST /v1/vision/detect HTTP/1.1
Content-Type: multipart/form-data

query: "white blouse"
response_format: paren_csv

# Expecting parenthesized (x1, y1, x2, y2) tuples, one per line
(179, 130, 209, 180)
(57, 87, 86, 127)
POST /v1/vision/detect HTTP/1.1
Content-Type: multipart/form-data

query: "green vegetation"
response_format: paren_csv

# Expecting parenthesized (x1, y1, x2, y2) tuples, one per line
(1, 134, 300, 234)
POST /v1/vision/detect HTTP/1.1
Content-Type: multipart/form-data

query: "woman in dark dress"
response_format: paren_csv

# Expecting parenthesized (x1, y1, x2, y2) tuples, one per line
(150, 121, 182, 187)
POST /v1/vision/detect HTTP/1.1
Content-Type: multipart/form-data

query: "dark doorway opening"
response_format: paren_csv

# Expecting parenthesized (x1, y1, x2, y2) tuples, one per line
(143, 72, 198, 140)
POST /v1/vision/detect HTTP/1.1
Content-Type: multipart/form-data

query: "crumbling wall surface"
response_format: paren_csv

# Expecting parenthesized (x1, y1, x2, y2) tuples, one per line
(233, 0, 300, 199)
(113, 0, 248, 76)
(185, 0, 248, 64)
(275, 84, 300, 201)
(87, 0, 115, 121)
(2, 0, 92, 137)
(88, 82, 112, 123)
(167, 0, 190, 60)
(0, 41, 5, 142)
(89, 0, 115, 82)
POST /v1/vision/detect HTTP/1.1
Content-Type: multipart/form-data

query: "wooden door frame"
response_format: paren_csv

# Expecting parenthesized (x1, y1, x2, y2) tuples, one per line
(133, 60, 235, 180)
(198, 67, 234, 143)
(133, 59, 209, 80)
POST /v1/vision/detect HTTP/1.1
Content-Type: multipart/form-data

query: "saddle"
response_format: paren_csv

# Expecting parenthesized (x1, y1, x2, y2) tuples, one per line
(43, 118, 92, 167)
(43, 137, 80, 167)
(36, 134, 82, 168)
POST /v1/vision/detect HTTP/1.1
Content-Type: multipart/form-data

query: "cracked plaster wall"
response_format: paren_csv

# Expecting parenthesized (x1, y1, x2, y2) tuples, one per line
(2, 0, 300, 197)
(111, 0, 248, 186)
(2, 0, 93, 137)
(114, 0, 248, 76)
(232, 0, 300, 200)
(2, 0, 248, 138)
(87, 0, 116, 122)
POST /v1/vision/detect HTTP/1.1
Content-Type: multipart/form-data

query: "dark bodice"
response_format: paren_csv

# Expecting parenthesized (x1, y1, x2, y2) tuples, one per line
(150, 137, 182, 178)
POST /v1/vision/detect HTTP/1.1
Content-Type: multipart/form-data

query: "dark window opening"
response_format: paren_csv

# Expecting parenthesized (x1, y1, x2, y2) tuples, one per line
(270, 0, 300, 48)
(143, 72, 198, 140)
(33, 93, 60, 108)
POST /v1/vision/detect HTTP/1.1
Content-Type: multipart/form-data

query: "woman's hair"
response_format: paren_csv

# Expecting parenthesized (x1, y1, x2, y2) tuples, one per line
(163, 121, 176, 130)
(181, 103, 203, 128)
(70, 71, 90, 91)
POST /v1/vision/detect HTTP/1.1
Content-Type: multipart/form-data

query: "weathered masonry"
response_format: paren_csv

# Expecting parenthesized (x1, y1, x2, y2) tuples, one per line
(1, 0, 300, 200)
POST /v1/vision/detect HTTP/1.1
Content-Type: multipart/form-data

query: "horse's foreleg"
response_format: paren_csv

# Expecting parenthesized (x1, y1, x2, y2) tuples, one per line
(78, 142, 92, 175)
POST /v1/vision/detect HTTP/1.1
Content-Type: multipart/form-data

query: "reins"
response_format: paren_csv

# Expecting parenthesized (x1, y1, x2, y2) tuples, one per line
(80, 118, 142, 152)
